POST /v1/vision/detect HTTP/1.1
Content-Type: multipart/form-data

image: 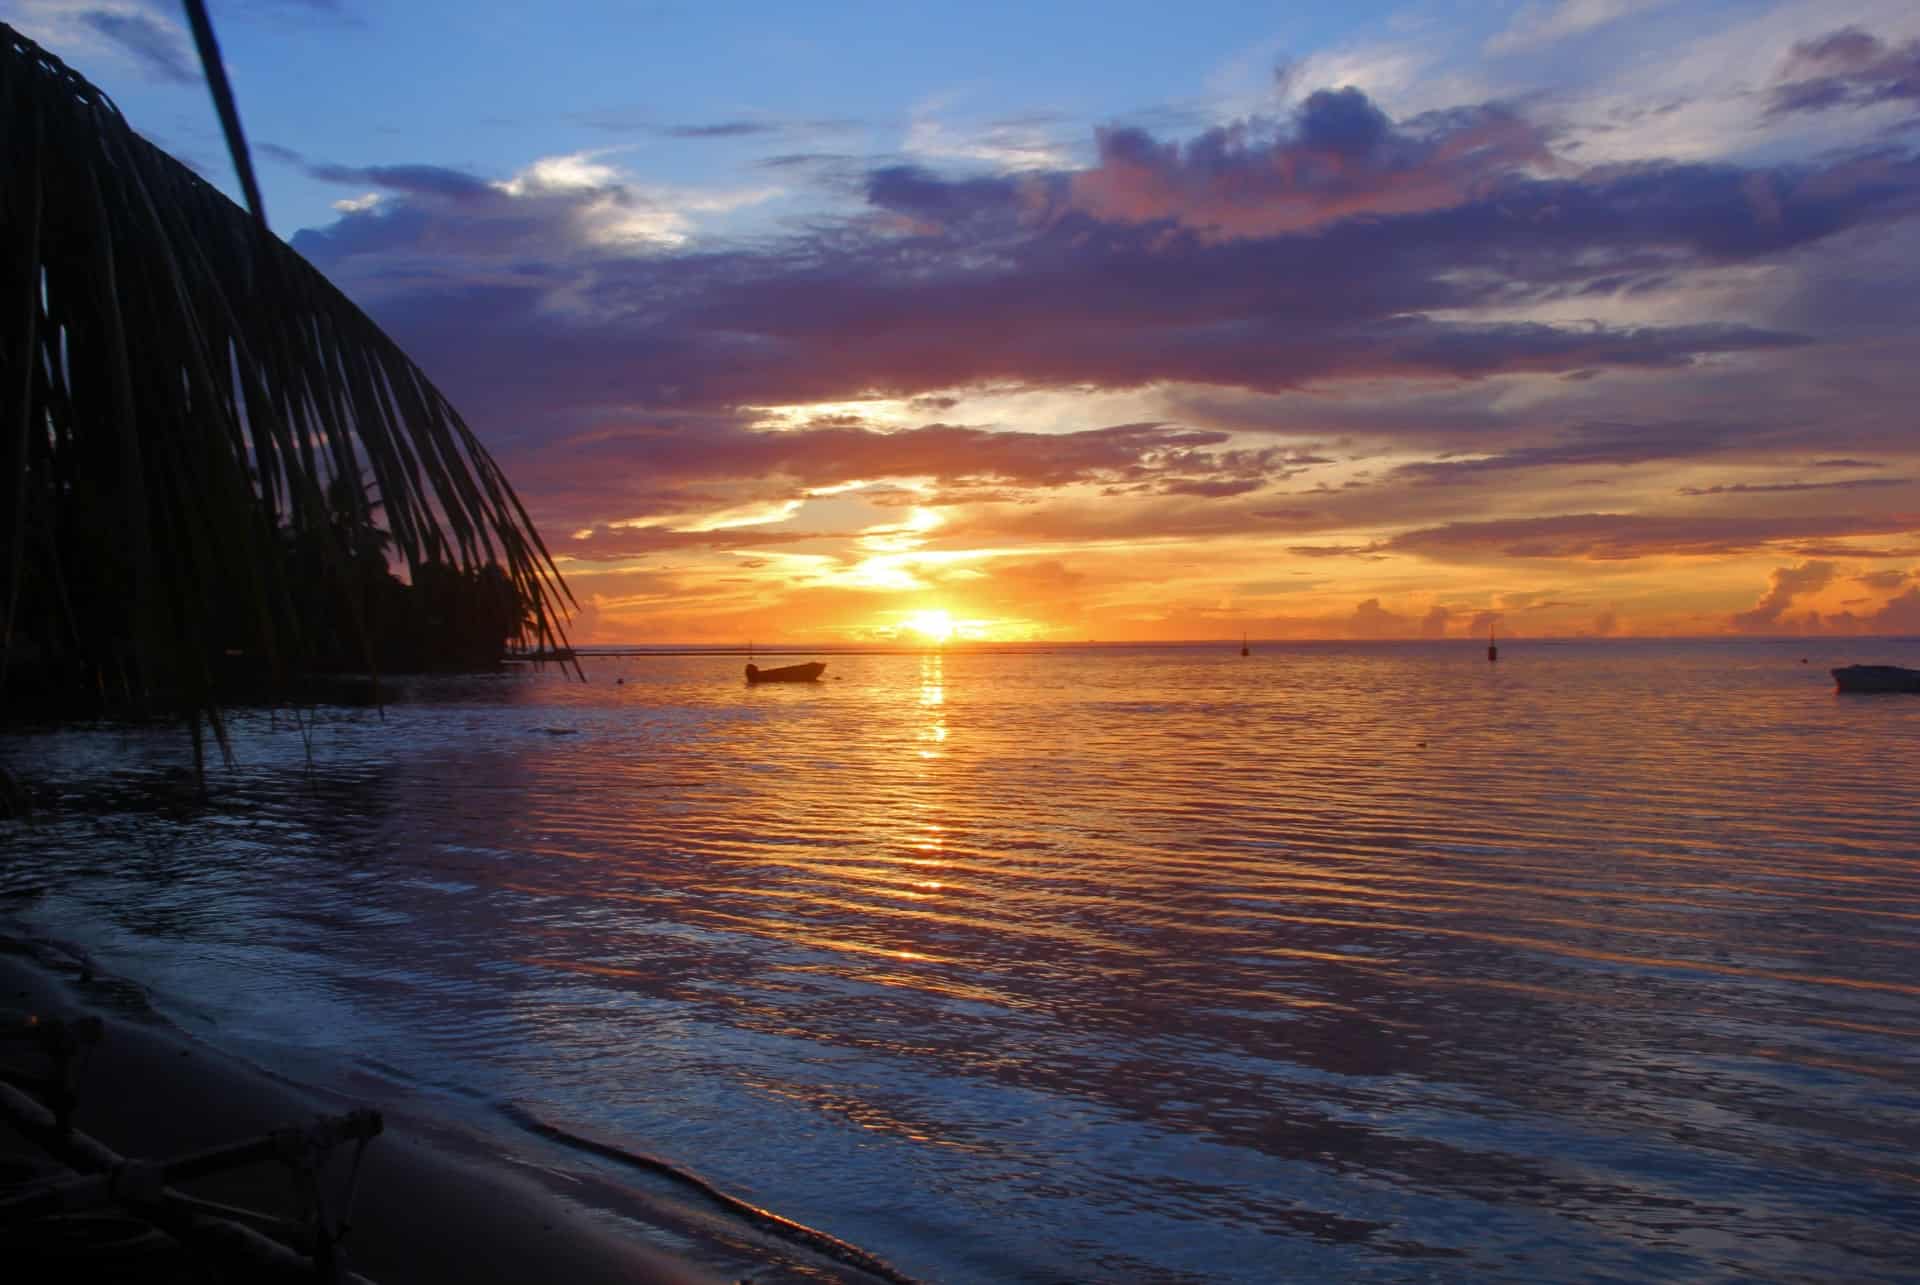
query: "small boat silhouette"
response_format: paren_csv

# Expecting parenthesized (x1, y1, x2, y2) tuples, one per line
(1832, 664, 1920, 694)
(745, 661, 826, 684)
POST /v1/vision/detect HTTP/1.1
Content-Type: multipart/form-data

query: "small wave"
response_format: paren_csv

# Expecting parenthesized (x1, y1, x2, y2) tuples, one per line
(496, 1100, 927, 1285)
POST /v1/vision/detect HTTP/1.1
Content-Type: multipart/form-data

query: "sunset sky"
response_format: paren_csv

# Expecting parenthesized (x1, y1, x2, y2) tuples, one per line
(11, 0, 1920, 643)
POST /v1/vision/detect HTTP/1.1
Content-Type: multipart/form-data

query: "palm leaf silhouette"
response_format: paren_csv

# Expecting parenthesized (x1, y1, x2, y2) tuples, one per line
(1, 23, 575, 757)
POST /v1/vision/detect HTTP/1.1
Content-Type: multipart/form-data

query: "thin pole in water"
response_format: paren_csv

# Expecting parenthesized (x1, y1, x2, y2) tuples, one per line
(1488, 623, 1498, 663)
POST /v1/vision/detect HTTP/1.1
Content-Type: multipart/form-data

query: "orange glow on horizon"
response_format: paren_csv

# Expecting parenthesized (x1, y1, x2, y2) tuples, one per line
(553, 483, 1920, 646)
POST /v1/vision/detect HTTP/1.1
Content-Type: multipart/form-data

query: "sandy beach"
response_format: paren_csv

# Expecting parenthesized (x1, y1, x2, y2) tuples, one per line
(0, 937, 869, 1284)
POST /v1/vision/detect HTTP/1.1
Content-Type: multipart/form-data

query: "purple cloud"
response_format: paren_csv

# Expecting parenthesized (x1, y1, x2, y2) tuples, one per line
(1158, 477, 1268, 498)
(664, 122, 783, 139)
(272, 76, 1920, 556)
(1068, 91, 1552, 237)
(291, 94, 1920, 436)
(80, 11, 197, 85)
(1865, 587, 1920, 631)
(1387, 514, 1919, 563)
(1731, 560, 1837, 632)
(304, 162, 502, 204)
(866, 165, 1039, 234)
(1677, 477, 1910, 496)
(1771, 28, 1920, 117)
(1395, 421, 1743, 483)
(1347, 597, 1409, 638)
(1856, 568, 1914, 591)
(1789, 543, 1920, 559)
(1289, 544, 1388, 560)
(531, 420, 1336, 545)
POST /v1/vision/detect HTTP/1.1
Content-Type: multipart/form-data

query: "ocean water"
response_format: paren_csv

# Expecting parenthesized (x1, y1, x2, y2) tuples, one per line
(3, 639, 1919, 1282)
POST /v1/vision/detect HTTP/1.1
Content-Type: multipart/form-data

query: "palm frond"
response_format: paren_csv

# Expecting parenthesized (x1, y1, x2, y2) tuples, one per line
(1, 24, 576, 735)
(181, 0, 269, 231)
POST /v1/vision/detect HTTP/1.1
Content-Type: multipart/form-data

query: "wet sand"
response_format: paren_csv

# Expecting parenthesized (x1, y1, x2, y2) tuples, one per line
(0, 940, 812, 1284)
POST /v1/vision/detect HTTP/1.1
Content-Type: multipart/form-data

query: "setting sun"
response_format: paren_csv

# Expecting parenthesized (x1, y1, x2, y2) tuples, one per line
(899, 609, 956, 643)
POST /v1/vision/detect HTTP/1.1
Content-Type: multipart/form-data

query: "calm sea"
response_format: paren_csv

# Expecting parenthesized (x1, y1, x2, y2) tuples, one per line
(4, 639, 1919, 1282)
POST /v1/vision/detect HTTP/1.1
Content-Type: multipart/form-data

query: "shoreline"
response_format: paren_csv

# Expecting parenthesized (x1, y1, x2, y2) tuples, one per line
(0, 933, 897, 1284)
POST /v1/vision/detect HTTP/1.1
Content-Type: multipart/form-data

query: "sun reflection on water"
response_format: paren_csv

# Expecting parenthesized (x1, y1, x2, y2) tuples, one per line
(12, 642, 1920, 1283)
(917, 653, 947, 758)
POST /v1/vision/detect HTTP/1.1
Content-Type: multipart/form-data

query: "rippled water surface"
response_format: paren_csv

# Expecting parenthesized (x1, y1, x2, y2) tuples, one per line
(4, 640, 1919, 1282)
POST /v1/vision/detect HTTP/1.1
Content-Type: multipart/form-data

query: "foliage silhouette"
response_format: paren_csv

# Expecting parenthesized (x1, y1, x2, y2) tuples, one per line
(1, 24, 574, 747)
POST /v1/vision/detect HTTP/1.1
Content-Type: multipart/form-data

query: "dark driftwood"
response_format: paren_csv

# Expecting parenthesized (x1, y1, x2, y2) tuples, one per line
(0, 1075, 382, 1282)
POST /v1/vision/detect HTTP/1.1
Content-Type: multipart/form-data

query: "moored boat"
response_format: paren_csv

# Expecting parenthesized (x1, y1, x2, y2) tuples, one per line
(745, 661, 826, 683)
(1832, 664, 1920, 694)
